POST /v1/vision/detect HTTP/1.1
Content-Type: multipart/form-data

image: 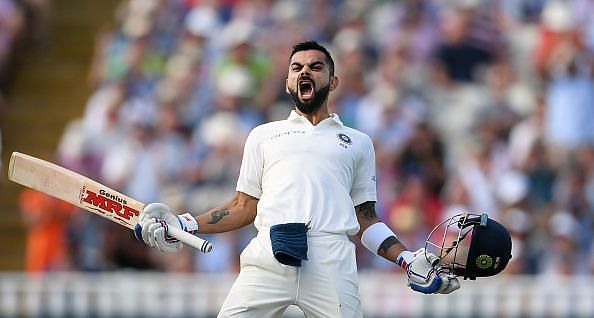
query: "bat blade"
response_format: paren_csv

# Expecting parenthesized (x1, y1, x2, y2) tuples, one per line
(8, 152, 212, 253)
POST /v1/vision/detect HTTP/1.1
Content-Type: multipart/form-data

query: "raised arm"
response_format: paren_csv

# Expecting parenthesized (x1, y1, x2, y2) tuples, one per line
(354, 201, 407, 263)
(354, 201, 460, 294)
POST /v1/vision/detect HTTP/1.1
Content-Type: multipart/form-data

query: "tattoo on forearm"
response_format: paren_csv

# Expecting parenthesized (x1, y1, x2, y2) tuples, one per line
(207, 209, 229, 224)
(378, 236, 401, 255)
(356, 201, 377, 220)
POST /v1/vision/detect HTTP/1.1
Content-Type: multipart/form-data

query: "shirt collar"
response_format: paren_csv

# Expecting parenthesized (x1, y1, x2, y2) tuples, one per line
(287, 110, 343, 126)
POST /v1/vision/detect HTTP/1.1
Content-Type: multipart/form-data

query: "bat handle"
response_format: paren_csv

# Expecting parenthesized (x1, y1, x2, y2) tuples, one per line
(168, 227, 213, 253)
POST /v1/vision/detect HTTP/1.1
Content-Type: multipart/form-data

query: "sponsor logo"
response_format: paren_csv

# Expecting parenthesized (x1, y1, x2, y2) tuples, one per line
(475, 254, 493, 269)
(270, 130, 306, 140)
(80, 187, 139, 222)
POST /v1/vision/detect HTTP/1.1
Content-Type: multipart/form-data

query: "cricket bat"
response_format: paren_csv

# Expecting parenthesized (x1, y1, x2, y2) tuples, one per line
(8, 152, 212, 253)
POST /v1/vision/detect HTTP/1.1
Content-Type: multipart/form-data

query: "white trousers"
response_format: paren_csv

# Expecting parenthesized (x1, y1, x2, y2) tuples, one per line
(218, 229, 363, 318)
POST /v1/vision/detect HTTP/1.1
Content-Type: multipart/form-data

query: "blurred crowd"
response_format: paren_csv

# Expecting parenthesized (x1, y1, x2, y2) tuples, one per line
(0, 0, 51, 97)
(0, 0, 25, 102)
(18, 0, 594, 277)
(0, 0, 51, 172)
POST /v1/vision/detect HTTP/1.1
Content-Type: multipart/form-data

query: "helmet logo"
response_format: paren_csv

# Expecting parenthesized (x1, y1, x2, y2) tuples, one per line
(476, 255, 493, 269)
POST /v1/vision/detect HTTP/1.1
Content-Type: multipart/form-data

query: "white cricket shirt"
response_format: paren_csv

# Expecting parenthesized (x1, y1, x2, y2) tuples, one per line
(236, 110, 377, 235)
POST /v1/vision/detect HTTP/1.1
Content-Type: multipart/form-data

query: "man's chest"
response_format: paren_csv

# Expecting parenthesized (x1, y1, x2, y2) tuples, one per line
(261, 128, 359, 169)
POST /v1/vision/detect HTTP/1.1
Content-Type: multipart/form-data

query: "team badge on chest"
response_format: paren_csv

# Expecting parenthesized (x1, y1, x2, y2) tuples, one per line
(337, 133, 352, 149)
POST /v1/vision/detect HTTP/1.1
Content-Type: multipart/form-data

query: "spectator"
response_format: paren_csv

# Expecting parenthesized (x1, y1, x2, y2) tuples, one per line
(542, 211, 588, 276)
(19, 188, 77, 272)
(543, 45, 594, 152)
(431, 6, 495, 84)
(0, 0, 25, 92)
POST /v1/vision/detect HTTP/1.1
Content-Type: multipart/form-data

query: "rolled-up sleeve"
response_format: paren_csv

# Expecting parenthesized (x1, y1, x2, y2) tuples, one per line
(236, 130, 263, 199)
(350, 135, 377, 206)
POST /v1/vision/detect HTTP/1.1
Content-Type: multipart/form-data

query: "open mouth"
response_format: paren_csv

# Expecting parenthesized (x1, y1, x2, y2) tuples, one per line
(298, 79, 314, 100)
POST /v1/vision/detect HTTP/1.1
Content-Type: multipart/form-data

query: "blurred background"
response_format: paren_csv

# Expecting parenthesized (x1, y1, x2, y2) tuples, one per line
(1, 0, 594, 317)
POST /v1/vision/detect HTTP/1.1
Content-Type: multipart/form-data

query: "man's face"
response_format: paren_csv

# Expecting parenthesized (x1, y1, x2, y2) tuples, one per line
(286, 50, 337, 114)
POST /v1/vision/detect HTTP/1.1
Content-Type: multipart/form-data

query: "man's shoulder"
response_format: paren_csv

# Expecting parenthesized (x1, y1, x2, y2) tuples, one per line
(339, 125, 373, 144)
(252, 118, 289, 132)
(247, 119, 290, 139)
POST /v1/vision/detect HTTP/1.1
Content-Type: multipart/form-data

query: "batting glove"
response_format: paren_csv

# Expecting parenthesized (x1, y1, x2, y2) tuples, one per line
(134, 203, 198, 253)
(397, 248, 460, 294)
(434, 267, 460, 294)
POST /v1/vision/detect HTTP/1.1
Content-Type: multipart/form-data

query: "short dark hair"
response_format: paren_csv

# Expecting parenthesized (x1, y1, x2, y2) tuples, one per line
(290, 41, 335, 76)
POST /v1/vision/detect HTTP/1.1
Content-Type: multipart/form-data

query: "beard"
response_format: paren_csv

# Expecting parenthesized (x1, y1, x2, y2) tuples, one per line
(289, 81, 331, 114)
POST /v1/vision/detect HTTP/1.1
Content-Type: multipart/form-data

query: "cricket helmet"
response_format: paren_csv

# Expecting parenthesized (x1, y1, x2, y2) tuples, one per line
(425, 213, 512, 280)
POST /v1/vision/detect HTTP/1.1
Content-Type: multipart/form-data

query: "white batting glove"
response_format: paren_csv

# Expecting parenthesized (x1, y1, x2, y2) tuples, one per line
(134, 203, 198, 253)
(397, 248, 460, 294)
(434, 267, 460, 294)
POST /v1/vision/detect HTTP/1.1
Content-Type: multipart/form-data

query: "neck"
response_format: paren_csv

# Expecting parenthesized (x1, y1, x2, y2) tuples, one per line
(296, 106, 330, 125)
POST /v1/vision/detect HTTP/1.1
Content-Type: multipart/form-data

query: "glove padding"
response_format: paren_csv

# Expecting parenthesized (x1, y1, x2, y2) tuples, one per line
(134, 203, 189, 253)
(397, 248, 460, 294)
(434, 267, 460, 294)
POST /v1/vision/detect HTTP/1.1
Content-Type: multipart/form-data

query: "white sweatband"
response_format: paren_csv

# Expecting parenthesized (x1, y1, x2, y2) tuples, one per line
(361, 222, 397, 255)
(177, 213, 199, 233)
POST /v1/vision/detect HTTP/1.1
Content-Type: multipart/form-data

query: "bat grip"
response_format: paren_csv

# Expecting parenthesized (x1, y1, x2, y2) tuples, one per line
(168, 227, 213, 253)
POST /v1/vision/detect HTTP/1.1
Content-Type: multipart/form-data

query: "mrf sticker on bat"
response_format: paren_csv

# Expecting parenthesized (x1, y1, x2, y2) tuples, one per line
(79, 185, 140, 226)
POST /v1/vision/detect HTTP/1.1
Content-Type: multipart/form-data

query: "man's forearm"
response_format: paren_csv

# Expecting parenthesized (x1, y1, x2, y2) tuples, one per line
(377, 236, 407, 264)
(355, 201, 408, 264)
(197, 205, 249, 233)
(195, 192, 258, 234)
